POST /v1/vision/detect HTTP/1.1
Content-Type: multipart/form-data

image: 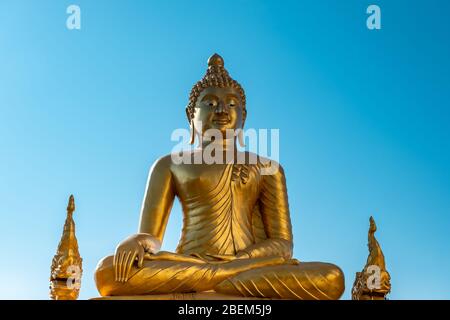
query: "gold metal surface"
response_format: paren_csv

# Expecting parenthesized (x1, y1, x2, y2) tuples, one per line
(50, 195, 83, 300)
(352, 216, 391, 300)
(91, 292, 268, 300)
(94, 54, 345, 300)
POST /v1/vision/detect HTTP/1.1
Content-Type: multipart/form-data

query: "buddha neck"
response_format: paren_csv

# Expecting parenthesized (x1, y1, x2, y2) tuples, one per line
(199, 137, 240, 163)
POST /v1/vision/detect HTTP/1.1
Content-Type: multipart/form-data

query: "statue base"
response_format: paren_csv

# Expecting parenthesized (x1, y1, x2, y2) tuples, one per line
(91, 292, 269, 300)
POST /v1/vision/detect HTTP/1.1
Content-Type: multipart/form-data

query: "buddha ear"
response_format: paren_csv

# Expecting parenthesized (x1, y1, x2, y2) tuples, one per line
(189, 121, 195, 145)
(238, 108, 246, 147)
(186, 107, 195, 145)
(238, 128, 245, 147)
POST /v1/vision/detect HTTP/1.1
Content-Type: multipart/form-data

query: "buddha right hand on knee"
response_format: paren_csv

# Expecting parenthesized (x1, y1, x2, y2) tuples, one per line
(114, 233, 161, 283)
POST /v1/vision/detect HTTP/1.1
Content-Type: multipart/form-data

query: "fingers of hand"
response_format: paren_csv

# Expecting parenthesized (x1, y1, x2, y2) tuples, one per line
(113, 250, 123, 281)
(118, 251, 126, 282)
(137, 246, 145, 268)
(124, 251, 138, 282)
(120, 251, 132, 282)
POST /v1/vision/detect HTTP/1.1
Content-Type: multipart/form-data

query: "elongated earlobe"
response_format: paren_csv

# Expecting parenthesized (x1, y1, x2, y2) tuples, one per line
(238, 111, 247, 147)
(189, 122, 195, 145)
(238, 128, 245, 147)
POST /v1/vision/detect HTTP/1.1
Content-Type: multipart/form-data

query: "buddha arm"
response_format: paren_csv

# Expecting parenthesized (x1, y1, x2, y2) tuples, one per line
(138, 156, 176, 243)
(240, 163, 293, 259)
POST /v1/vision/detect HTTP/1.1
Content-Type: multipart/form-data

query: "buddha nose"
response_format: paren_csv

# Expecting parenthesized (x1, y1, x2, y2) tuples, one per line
(215, 100, 228, 114)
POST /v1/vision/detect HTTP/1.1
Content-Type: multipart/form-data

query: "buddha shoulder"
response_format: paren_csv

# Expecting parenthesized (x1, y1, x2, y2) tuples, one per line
(147, 152, 211, 179)
(145, 155, 175, 184)
(244, 152, 285, 177)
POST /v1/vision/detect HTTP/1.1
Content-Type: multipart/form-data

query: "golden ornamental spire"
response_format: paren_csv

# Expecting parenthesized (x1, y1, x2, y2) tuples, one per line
(50, 195, 83, 300)
(352, 216, 391, 300)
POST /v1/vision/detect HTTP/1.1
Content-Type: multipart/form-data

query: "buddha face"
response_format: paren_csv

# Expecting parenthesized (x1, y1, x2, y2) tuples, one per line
(192, 87, 246, 137)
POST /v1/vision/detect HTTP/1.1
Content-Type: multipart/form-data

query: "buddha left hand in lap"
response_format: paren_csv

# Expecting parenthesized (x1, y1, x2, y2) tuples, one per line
(95, 54, 345, 300)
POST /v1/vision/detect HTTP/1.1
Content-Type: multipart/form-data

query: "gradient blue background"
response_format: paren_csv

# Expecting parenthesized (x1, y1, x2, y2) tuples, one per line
(0, 0, 449, 299)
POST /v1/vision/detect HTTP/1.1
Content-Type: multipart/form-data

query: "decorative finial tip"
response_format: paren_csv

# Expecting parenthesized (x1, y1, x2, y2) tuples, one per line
(369, 216, 377, 232)
(208, 53, 224, 68)
(67, 195, 75, 213)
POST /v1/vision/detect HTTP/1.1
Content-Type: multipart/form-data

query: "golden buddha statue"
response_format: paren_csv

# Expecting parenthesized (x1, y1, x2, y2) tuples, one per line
(94, 54, 345, 300)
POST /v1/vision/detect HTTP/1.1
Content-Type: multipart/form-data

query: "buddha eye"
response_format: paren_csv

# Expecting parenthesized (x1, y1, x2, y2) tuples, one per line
(227, 97, 238, 108)
(228, 100, 237, 108)
(204, 100, 217, 108)
(201, 94, 219, 108)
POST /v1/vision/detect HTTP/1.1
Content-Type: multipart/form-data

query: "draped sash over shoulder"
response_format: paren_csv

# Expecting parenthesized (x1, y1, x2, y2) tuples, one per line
(176, 163, 261, 255)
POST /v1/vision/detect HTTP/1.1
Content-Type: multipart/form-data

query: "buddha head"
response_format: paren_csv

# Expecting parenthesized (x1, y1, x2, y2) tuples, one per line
(186, 54, 247, 145)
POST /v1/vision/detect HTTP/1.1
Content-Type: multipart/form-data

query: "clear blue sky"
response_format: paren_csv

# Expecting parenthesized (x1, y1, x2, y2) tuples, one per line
(0, 0, 449, 299)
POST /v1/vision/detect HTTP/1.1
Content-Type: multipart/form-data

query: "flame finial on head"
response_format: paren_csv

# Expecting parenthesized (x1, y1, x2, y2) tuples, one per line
(208, 53, 224, 68)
